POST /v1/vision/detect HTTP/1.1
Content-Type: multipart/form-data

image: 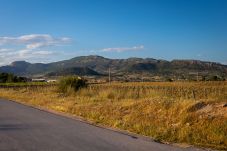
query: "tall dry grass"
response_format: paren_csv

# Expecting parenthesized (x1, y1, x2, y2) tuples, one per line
(0, 81, 226, 150)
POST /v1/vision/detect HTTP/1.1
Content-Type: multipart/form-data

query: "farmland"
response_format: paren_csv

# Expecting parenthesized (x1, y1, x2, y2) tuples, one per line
(0, 81, 226, 150)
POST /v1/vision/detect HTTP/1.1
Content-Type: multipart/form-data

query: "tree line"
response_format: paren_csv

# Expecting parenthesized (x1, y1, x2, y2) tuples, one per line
(0, 73, 27, 83)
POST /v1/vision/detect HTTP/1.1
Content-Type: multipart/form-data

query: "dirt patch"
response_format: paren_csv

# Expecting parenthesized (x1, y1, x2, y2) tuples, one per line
(187, 102, 207, 112)
(197, 102, 227, 118)
(223, 103, 227, 108)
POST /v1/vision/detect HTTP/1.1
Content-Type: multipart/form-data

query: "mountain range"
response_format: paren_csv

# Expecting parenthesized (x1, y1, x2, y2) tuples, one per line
(0, 55, 226, 80)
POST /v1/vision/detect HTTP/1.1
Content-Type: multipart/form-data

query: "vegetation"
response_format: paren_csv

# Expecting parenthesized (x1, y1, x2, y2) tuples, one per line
(0, 81, 226, 150)
(46, 67, 100, 77)
(58, 76, 87, 93)
(0, 72, 27, 83)
(0, 82, 49, 87)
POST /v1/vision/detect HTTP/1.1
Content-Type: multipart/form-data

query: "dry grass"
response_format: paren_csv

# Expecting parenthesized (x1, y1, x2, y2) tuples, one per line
(0, 81, 226, 150)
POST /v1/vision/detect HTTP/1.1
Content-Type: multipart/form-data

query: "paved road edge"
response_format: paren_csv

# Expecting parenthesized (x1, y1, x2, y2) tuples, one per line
(1, 98, 210, 151)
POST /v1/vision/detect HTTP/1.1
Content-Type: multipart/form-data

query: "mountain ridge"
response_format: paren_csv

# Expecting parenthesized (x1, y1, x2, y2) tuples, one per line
(0, 55, 226, 80)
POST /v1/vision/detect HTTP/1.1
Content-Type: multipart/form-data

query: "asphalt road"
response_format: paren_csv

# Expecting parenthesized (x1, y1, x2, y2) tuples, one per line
(0, 99, 205, 151)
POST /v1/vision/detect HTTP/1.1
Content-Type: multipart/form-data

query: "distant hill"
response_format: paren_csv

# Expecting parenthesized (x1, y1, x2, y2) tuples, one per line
(46, 67, 101, 76)
(0, 55, 226, 80)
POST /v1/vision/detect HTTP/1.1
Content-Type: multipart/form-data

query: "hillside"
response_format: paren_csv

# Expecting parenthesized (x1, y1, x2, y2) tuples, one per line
(0, 55, 226, 80)
(46, 67, 101, 76)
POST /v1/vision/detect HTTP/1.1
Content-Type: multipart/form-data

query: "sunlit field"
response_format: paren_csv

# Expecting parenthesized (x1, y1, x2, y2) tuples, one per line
(0, 81, 226, 150)
(0, 82, 52, 87)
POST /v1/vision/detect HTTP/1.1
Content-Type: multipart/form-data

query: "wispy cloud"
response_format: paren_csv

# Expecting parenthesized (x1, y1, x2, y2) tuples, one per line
(0, 48, 12, 52)
(0, 34, 71, 66)
(0, 34, 71, 49)
(196, 54, 203, 57)
(101, 45, 144, 52)
(0, 48, 56, 66)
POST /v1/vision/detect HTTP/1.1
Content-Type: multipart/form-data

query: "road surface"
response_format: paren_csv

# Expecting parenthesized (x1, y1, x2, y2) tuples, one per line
(0, 99, 205, 151)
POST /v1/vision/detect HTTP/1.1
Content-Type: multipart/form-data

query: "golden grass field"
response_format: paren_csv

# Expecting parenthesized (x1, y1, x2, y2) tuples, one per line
(0, 81, 227, 150)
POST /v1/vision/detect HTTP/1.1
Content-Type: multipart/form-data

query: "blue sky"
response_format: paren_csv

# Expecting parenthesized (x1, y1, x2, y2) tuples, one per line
(0, 0, 226, 65)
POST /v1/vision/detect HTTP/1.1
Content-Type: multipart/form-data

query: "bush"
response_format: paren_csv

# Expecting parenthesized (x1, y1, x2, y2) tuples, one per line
(58, 76, 87, 93)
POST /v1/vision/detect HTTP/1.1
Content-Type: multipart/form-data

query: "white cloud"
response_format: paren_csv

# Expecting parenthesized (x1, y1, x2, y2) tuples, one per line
(0, 48, 12, 52)
(33, 50, 53, 55)
(18, 49, 32, 57)
(101, 45, 144, 52)
(0, 34, 71, 66)
(0, 34, 71, 49)
(0, 49, 57, 66)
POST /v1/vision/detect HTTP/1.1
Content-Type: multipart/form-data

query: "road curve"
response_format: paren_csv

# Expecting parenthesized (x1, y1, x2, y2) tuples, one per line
(0, 99, 204, 151)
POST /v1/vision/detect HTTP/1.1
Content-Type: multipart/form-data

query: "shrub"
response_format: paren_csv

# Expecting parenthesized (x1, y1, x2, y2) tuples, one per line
(58, 76, 87, 93)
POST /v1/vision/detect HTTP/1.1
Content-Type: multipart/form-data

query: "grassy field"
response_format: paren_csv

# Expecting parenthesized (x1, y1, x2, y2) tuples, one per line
(0, 81, 226, 150)
(0, 82, 51, 87)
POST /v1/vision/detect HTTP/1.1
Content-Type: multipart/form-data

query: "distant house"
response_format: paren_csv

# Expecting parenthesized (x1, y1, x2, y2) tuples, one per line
(47, 80, 57, 83)
(32, 79, 47, 82)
